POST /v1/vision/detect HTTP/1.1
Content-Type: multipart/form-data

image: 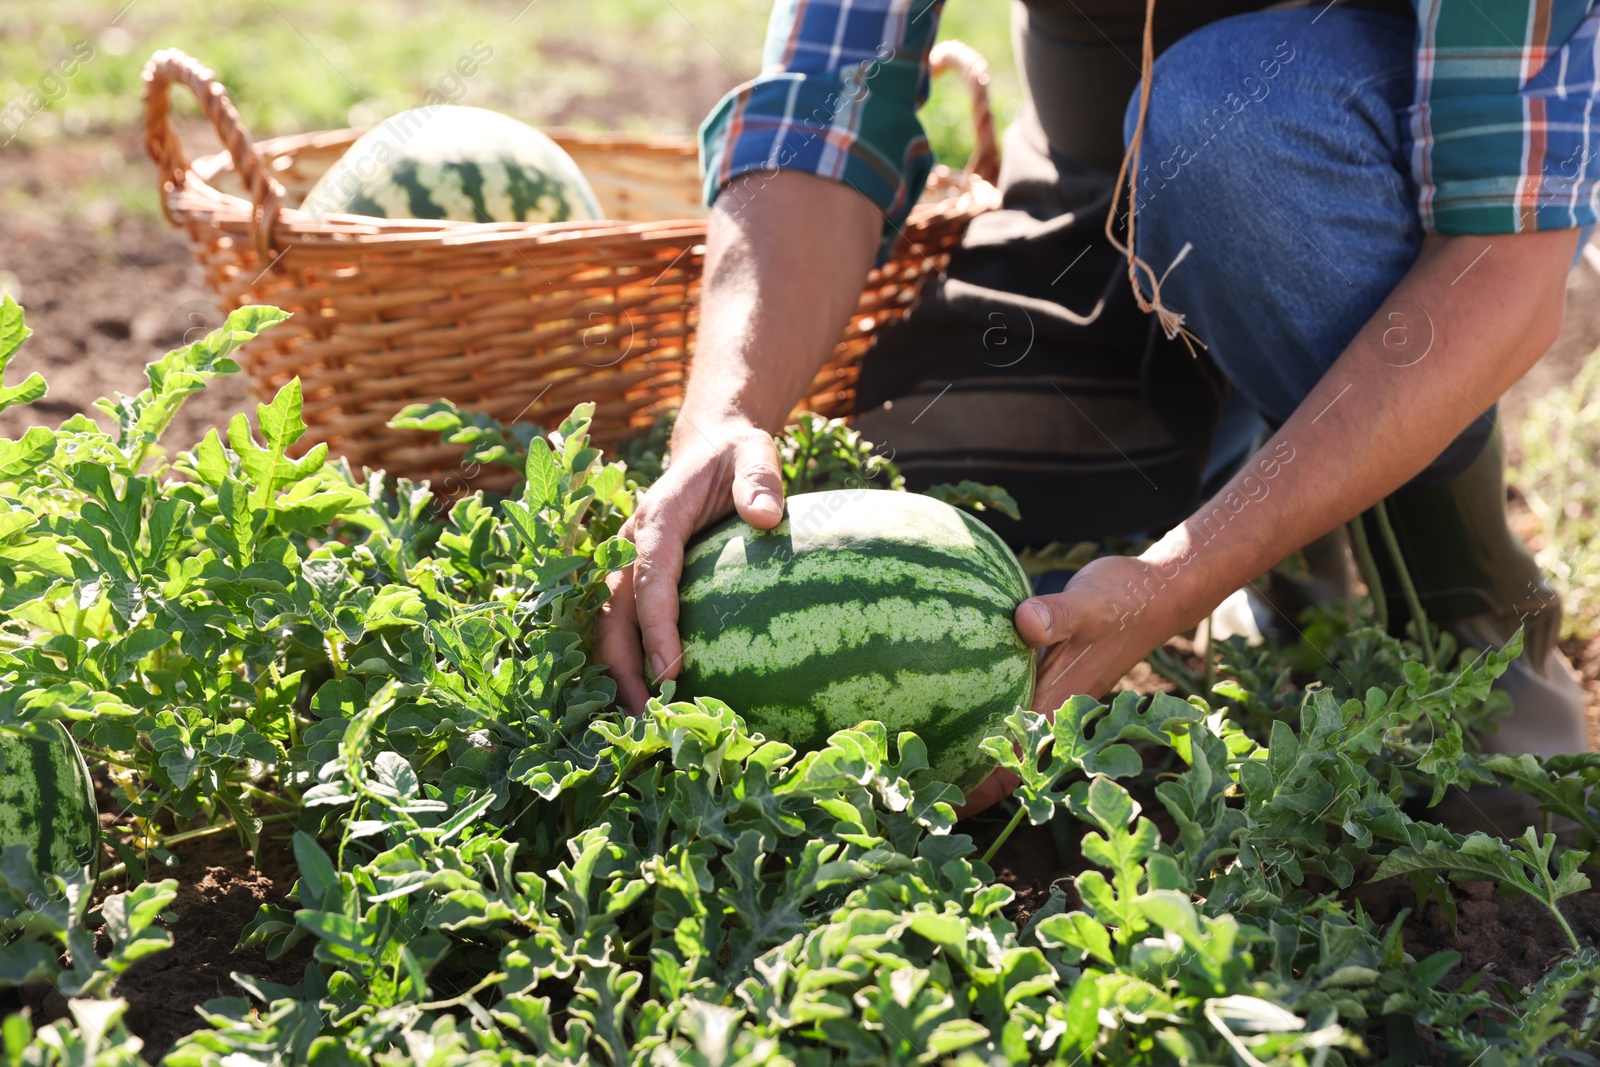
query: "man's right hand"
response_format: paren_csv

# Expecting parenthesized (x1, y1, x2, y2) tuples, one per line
(598, 422, 787, 713)
(594, 169, 882, 713)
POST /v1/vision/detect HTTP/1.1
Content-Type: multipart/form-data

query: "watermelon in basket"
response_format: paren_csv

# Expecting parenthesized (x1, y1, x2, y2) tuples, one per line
(141, 46, 1001, 492)
(300, 105, 604, 225)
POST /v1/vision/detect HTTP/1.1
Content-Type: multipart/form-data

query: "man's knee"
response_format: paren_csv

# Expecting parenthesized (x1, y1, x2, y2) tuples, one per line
(1122, 16, 1300, 138)
(1121, 13, 1308, 208)
(1123, 6, 1415, 243)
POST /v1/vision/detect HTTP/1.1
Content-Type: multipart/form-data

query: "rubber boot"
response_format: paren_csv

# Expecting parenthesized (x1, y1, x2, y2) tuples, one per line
(1357, 429, 1589, 838)
(1358, 429, 1588, 757)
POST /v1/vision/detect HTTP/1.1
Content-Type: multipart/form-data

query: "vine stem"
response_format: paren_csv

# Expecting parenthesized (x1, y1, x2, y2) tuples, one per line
(76, 746, 141, 771)
(241, 779, 302, 810)
(77, 749, 301, 809)
(1547, 900, 1600, 1048)
(981, 805, 1028, 866)
(1346, 517, 1388, 632)
(326, 632, 346, 680)
(1549, 899, 1582, 955)
(95, 811, 297, 885)
(1371, 500, 1435, 668)
(1144, 647, 1201, 697)
(1576, 990, 1600, 1050)
(414, 970, 507, 1012)
(621, 928, 653, 960)
(1540, 895, 1598, 1052)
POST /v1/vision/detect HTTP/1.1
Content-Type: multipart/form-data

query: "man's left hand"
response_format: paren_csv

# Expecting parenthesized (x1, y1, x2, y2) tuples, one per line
(957, 553, 1192, 815)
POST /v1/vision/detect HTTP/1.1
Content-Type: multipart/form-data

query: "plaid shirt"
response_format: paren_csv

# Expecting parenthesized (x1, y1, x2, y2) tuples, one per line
(699, 0, 1600, 246)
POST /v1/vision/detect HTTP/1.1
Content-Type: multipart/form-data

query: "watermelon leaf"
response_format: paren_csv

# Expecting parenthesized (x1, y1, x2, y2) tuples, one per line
(1, 291, 1591, 1064)
(0, 427, 55, 480)
(93, 304, 289, 471)
(982, 691, 1203, 825)
(0, 941, 60, 986)
(257, 377, 308, 453)
(923, 479, 1021, 520)
(0, 295, 44, 417)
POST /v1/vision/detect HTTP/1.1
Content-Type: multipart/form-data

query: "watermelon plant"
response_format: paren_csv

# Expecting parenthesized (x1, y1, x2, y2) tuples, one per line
(2, 295, 1600, 1064)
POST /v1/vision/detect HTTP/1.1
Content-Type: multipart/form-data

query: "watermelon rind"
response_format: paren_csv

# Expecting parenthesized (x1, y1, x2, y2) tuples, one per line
(677, 489, 1037, 793)
(301, 105, 603, 224)
(0, 721, 100, 881)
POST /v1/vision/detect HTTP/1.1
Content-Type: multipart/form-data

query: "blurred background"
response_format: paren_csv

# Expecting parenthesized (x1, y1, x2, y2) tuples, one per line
(0, 0, 1008, 447)
(1, 0, 1596, 666)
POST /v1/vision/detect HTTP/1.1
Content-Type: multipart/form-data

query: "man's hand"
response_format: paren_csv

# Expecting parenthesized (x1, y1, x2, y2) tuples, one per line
(957, 554, 1191, 814)
(1015, 554, 1189, 714)
(957, 229, 1577, 816)
(596, 171, 881, 712)
(598, 424, 784, 712)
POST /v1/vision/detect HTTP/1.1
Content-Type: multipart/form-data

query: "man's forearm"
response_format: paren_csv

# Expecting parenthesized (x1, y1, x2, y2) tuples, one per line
(676, 171, 881, 447)
(1139, 230, 1577, 630)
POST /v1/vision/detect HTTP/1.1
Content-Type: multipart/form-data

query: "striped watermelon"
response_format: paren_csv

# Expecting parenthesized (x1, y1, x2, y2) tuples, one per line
(0, 722, 99, 879)
(677, 489, 1036, 793)
(301, 105, 602, 224)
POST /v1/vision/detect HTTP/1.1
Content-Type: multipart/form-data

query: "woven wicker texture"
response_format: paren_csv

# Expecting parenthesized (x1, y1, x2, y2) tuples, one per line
(142, 45, 1001, 489)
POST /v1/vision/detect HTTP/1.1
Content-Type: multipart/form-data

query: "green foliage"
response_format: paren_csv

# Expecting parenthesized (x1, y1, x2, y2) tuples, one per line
(1212, 609, 1515, 797)
(1514, 344, 1600, 637)
(0, 844, 176, 997)
(1, 303, 1597, 1063)
(390, 400, 541, 474)
(775, 412, 903, 495)
(2, 997, 148, 1066)
(0, 297, 45, 416)
(922, 479, 1021, 521)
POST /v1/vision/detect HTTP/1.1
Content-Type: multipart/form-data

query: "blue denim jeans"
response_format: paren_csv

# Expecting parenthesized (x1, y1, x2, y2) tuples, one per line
(1121, 7, 1588, 487)
(1029, 7, 1580, 596)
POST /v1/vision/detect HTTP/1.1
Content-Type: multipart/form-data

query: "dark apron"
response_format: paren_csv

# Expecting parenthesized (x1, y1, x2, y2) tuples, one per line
(854, 0, 1411, 550)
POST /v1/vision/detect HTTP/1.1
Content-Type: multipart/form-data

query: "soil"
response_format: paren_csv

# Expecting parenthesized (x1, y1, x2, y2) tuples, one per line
(0, 777, 310, 1058)
(0, 131, 253, 453)
(114, 830, 308, 1059)
(1356, 874, 1600, 990)
(8, 828, 308, 1062)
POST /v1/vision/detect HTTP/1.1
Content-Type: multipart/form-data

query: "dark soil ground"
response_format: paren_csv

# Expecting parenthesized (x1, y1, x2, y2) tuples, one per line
(3, 772, 311, 1061)
(19, 832, 308, 1061)
(105, 830, 308, 1058)
(7, 129, 1600, 1062)
(0, 131, 254, 453)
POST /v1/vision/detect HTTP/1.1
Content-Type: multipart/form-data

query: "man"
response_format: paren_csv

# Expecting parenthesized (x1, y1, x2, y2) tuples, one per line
(598, 0, 1595, 816)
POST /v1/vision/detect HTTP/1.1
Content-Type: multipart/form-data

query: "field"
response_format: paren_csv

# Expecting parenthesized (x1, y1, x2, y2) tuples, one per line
(6, 1, 1600, 1064)
(0, 0, 1015, 452)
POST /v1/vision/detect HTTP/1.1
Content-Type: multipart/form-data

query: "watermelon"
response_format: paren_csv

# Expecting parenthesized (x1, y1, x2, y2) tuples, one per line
(301, 105, 602, 224)
(677, 489, 1036, 793)
(0, 722, 99, 879)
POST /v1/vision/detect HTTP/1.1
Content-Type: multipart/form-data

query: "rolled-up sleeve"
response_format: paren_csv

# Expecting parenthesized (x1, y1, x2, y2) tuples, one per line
(1412, 0, 1600, 233)
(699, 0, 946, 258)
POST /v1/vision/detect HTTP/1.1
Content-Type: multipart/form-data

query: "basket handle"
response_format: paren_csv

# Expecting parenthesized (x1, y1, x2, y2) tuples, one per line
(142, 48, 284, 263)
(929, 40, 999, 186)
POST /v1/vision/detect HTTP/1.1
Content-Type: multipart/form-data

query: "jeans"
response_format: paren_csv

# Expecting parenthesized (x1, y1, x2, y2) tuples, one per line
(1029, 7, 1578, 597)
(1122, 7, 1524, 487)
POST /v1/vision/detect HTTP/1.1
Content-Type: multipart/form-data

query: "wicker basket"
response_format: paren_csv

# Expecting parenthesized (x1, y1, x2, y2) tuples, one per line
(142, 46, 1002, 489)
